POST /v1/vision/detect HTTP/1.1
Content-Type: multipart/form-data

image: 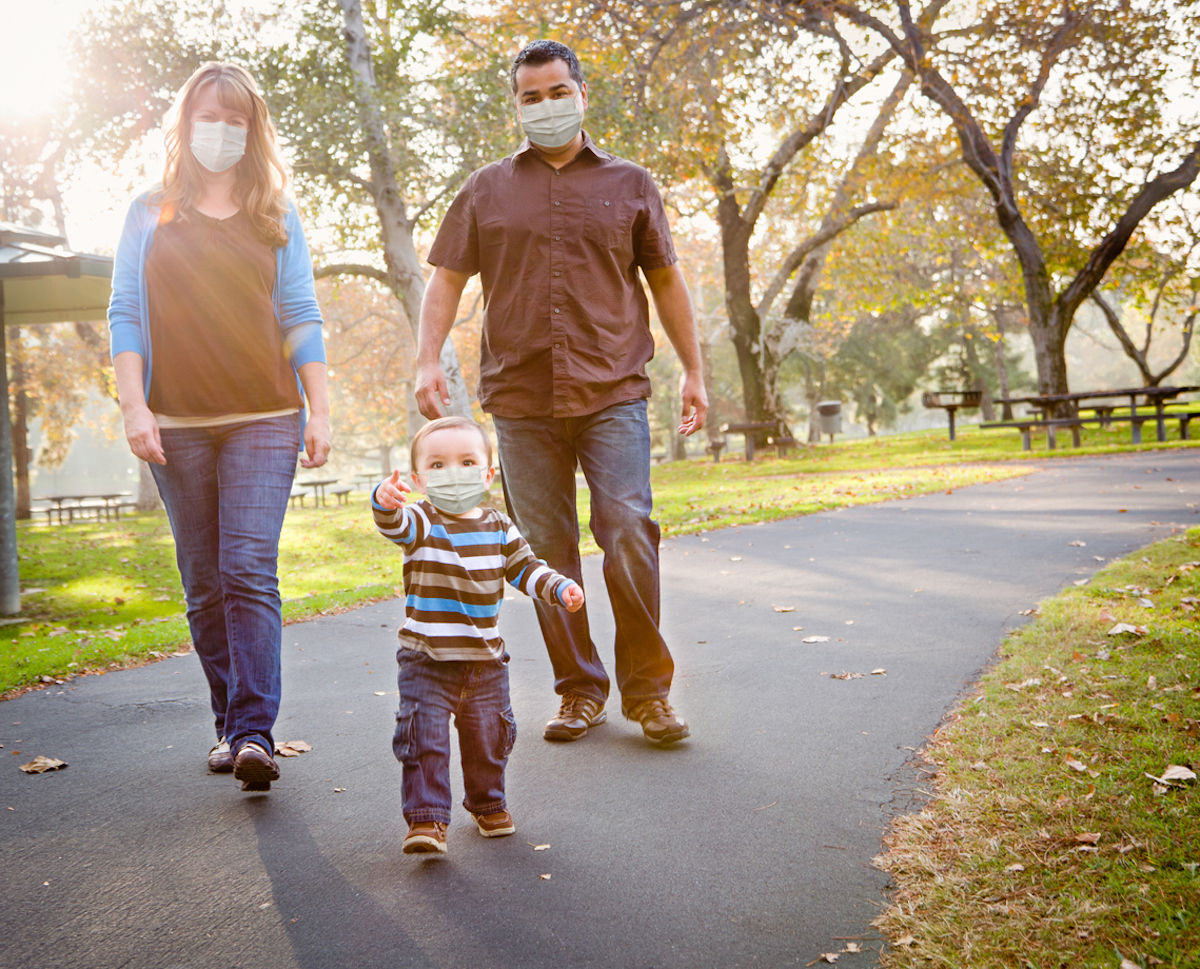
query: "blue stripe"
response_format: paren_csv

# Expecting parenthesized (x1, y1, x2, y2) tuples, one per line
(427, 524, 508, 547)
(406, 595, 500, 619)
(509, 564, 530, 589)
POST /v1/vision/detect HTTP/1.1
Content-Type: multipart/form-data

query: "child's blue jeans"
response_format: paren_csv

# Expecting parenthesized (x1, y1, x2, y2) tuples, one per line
(393, 647, 516, 824)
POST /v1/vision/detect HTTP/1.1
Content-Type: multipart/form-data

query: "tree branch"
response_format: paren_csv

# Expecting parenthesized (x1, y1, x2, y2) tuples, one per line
(314, 263, 390, 284)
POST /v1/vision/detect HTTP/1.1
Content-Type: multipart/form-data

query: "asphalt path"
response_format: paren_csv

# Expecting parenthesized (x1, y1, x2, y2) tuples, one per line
(2, 450, 1197, 969)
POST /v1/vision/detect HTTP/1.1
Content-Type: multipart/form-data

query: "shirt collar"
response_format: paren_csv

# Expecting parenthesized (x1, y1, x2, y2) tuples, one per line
(515, 130, 610, 166)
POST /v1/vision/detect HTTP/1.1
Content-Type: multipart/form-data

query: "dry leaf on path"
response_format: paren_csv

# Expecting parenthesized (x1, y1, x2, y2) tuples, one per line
(1069, 540, 1087, 546)
(19, 756, 66, 774)
(1019, 607, 1039, 616)
(274, 740, 312, 757)
(842, 943, 863, 954)
(533, 844, 550, 851)
(803, 636, 831, 644)
(829, 671, 864, 680)
(773, 605, 795, 613)
(792, 626, 805, 631)
(729, 556, 742, 562)
(871, 668, 887, 676)
(539, 873, 551, 880)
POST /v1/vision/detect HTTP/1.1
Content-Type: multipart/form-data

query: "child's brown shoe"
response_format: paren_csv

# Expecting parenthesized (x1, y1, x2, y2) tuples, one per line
(403, 821, 448, 854)
(472, 810, 515, 838)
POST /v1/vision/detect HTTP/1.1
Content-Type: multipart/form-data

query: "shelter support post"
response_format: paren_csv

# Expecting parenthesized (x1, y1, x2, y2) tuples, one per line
(0, 284, 21, 614)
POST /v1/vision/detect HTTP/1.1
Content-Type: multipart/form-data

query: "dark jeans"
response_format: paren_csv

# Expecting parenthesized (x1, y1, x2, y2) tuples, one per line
(393, 648, 515, 824)
(492, 398, 673, 705)
(151, 414, 299, 757)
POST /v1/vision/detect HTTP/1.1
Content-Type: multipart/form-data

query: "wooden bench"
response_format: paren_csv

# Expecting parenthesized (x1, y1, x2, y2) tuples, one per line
(980, 418, 1085, 450)
(768, 434, 798, 458)
(719, 421, 778, 462)
(329, 484, 355, 505)
(288, 486, 307, 508)
(705, 438, 726, 463)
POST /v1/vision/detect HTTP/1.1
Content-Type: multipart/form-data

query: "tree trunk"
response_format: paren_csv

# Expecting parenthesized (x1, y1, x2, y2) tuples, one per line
(960, 323, 995, 421)
(7, 327, 29, 519)
(135, 460, 162, 512)
(1031, 302, 1073, 415)
(338, 0, 472, 419)
(991, 311, 1013, 420)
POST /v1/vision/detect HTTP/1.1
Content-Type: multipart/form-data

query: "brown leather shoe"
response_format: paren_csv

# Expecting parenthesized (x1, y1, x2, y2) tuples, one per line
(544, 692, 607, 741)
(403, 821, 448, 854)
(472, 810, 515, 838)
(622, 698, 689, 746)
(207, 738, 233, 773)
(233, 742, 280, 791)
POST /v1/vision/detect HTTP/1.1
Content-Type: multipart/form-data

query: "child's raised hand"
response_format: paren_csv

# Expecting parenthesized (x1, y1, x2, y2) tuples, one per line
(560, 581, 585, 613)
(375, 469, 411, 510)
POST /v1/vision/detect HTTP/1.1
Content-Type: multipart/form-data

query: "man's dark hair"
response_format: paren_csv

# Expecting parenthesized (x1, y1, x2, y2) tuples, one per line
(510, 40, 584, 94)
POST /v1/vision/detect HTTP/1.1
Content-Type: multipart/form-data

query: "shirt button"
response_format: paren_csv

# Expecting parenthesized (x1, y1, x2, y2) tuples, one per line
(554, 201, 560, 206)
(554, 235, 561, 240)
(604, 201, 610, 206)
(553, 271, 561, 277)
(554, 308, 561, 314)
(554, 343, 561, 348)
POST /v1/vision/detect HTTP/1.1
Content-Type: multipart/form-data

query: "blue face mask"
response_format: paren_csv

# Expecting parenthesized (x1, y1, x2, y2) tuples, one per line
(421, 466, 489, 515)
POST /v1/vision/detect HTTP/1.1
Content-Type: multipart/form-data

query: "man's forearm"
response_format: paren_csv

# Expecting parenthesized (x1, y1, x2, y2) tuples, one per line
(647, 265, 703, 372)
(418, 268, 470, 366)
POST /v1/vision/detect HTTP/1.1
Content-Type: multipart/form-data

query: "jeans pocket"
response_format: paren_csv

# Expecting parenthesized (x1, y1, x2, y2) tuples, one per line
(499, 709, 517, 758)
(393, 708, 416, 762)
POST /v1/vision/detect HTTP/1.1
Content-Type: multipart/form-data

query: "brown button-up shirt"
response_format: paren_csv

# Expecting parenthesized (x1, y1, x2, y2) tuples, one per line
(428, 133, 678, 418)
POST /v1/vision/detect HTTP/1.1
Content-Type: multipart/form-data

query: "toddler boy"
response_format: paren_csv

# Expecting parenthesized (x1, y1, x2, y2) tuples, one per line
(373, 416, 584, 854)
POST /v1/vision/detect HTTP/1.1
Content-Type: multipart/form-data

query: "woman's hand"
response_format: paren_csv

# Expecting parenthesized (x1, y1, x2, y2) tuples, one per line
(122, 403, 166, 465)
(301, 413, 331, 468)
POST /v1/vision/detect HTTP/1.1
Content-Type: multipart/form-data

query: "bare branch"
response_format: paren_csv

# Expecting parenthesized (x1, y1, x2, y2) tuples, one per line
(315, 263, 390, 284)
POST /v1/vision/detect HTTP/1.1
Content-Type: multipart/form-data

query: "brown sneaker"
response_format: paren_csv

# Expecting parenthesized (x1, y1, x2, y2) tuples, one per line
(403, 821, 448, 854)
(544, 692, 607, 741)
(233, 741, 280, 791)
(207, 738, 233, 773)
(622, 698, 689, 746)
(472, 810, 515, 838)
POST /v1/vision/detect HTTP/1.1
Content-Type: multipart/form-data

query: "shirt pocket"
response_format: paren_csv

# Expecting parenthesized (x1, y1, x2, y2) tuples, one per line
(583, 198, 634, 249)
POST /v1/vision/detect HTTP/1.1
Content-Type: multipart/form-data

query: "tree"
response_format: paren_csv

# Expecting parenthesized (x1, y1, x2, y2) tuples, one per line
(793, 0, 1200, 405)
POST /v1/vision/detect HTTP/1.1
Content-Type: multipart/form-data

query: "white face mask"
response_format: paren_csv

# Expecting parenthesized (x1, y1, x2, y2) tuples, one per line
(421, 466, 490, 515)
(518, 94, 584, 150)
(190, 120, 247, 173)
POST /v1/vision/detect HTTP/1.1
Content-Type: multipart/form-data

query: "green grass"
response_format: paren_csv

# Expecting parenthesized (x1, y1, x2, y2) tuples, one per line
(4, 420, 1197, 696)
(873, 528, 1200, 968)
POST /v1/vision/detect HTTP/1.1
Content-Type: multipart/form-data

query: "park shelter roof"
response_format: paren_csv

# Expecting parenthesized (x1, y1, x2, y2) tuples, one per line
(0, 222, 112, 326)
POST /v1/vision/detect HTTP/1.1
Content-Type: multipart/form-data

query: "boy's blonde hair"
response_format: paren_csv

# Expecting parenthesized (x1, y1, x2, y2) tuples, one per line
(159, 62, 290, 247)
(410, 417, 494, 470)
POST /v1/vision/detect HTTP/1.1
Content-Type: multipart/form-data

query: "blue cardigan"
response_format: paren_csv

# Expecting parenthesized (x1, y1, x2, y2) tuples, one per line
(107, 191, 326, 405)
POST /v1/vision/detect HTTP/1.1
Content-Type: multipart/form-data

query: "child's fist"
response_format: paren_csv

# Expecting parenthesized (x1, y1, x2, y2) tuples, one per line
(560, 581, 585, 613)
(375, 469, 411, 510)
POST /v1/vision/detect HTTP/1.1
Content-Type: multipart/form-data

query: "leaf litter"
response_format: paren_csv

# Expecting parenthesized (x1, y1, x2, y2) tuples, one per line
(19, 755, 66, 773)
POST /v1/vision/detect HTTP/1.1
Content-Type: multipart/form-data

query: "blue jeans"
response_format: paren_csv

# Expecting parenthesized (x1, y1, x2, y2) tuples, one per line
(393, 648, 515, 824)
(492, 398, 673, 705)
(151, 414, 299, 758)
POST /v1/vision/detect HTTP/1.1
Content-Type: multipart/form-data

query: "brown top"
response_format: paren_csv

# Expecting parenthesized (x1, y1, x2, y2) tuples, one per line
(428, 134, 678, 418)
(144, 208, 301, 417)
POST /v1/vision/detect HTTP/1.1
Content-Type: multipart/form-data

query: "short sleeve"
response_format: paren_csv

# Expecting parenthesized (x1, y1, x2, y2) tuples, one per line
(427, 173, 480, 275)
(632, 168, 677, 272)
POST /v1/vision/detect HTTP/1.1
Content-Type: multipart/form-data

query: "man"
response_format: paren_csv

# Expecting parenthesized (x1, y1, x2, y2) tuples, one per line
(415, 40, 707, 746)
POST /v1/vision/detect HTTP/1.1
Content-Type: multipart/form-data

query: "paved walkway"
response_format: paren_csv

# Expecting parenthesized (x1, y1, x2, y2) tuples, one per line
(2, 451, 1197, 969)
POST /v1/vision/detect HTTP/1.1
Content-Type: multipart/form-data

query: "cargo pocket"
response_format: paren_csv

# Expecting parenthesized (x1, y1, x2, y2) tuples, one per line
(499, 709, 517, 758)
(393, 705, 416, 763)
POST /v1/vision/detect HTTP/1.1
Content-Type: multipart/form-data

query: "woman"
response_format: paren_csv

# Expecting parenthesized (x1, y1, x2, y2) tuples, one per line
(108, 62, 330, 792)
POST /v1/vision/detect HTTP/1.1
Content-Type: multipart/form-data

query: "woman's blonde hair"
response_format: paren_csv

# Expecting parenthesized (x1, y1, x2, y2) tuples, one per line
(160, 62, 290, 247)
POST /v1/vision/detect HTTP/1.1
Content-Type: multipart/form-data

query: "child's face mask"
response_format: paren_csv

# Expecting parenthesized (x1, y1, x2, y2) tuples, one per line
(421, 466, 490, 515)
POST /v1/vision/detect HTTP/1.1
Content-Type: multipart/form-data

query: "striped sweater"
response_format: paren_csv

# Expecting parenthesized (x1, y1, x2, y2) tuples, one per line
(373, 497, 571, 661)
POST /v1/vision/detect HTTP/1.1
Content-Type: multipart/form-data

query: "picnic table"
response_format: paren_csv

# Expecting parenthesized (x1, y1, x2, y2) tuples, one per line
(35, 492, 133, 525)
(987, 385, 1200, 449)
(296, 477, 340, 507)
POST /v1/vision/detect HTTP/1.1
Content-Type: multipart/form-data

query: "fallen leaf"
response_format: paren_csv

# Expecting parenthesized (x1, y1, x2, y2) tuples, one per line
(1066, 759, 1088, 773)
(815, 955, 839, 965)
(1120, 959, 1143, 969)
(1004, 863, 1025, 872)
(374, 691, 387, 696)
(893, 935, 916, 947)
(871, 668, 887, 675)
(1030, 721, 1050, 728)
(842, 943, 863, 954)
(792, 626, 805, 631)
(533, 844, 550, 851)
(1161, 764, 1197, 782)
(19, 756, 67, 774)
(333, 787, 345, 793)
(1147, 675, 1158, 691)
(803, 635, 831, 644)
(1098, 607, 1116, 623)
(1070, 540, 1087, 546)
(1137, 597, 1155, 608)
(1074, 832, 1101, 844)
(274, 740, 312, 758)
(773, 605, 795, 613)
(539, 873, 551, 880)
(1018, 607, 1039, 616)
(829, 671, 864, 680)
(1074, 579, 1089, 586)
(1107, 623, 1143, 636)
(729, 556, 742, 562)
(970, 761, 988, 771)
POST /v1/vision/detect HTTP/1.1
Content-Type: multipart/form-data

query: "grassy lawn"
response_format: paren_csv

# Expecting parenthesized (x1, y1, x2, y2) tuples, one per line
(3, 421, 1196, 696)
(873, 527, 1200, 968)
